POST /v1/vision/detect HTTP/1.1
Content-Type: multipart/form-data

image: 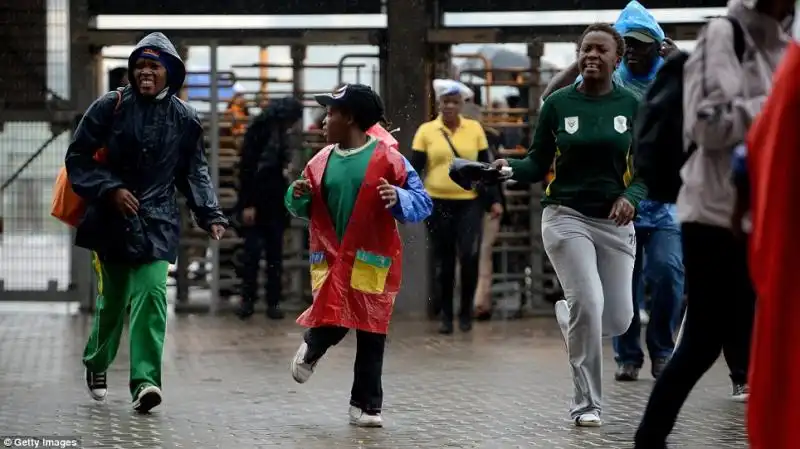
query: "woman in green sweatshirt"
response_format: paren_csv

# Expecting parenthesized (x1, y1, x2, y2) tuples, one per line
(494, 23, 648, 427)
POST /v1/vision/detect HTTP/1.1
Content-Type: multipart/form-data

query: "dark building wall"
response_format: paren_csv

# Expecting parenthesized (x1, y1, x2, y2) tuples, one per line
(0, 0, 47, 112)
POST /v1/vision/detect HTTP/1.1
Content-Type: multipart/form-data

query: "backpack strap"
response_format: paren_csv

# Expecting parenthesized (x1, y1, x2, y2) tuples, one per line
(112, 86, 125, 112)
(725, 16, 746, 63)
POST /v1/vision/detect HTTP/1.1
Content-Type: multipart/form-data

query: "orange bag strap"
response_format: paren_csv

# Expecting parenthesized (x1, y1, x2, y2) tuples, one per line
(112, 88, 123, 112)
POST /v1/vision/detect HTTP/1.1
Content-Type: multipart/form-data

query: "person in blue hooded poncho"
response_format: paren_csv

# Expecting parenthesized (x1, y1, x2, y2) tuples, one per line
(542, 1, 686, 384)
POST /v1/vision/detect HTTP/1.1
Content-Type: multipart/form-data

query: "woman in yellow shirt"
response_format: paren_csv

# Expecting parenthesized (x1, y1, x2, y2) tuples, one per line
(411, 80, 503, 334)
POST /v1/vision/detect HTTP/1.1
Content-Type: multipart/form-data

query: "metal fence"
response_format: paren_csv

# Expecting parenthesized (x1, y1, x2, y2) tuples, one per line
(0, 0, 76, 298)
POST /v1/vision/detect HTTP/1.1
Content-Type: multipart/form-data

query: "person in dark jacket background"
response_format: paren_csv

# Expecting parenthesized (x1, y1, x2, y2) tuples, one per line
(65, 32, 228, 413)
(236, 96, 304, 320)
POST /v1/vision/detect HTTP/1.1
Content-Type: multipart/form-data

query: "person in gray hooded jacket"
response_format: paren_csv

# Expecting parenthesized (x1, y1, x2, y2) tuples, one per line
(67, 32, 228, 413)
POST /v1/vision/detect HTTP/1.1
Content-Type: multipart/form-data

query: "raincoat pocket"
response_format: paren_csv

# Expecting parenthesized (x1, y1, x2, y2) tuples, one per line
(309, 251, 329, 291)
(350, 249, 392, 294)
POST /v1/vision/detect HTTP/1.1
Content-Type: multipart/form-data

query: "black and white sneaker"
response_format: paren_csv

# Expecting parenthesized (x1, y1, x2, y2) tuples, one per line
(133, 385, 162, 413)
(731, 382, 749, 402)
(85, 368, 107, 401)
(290, 342, 318, 383)
(348, 406, 383, 427)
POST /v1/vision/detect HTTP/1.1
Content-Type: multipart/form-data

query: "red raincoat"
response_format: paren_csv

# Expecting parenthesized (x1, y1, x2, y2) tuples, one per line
(746, 41, 800, 449)
(296, 141, 407, 334)
(366, 123, 399, 151)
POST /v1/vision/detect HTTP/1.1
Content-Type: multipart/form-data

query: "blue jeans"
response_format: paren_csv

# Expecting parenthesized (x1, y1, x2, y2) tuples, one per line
(613, 202, 685, 367)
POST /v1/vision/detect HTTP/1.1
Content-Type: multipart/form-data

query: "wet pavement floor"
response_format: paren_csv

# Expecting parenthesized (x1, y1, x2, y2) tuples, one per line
(0, 311, 747, 448)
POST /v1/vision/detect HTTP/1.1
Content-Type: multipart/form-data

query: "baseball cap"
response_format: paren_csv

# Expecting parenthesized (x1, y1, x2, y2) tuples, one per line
(623, 30, 658, 43)
(314, 84, 385, 131)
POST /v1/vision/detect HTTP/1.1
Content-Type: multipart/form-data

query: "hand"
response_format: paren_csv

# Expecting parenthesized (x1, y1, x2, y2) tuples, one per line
(731, 197, 748, 239)
(492, 159, 513, 180)
(377, 177, 398, 209)
(209, 224, 226, 240)
(292, 179, 311, 198)
(111, 188, 139, 216)
(492, 159, 509, 170)
(608, 197, 635, 226)
(660, 37, 679, 58)
(242, 207, 256, 226)
(489, 203, 503, 219)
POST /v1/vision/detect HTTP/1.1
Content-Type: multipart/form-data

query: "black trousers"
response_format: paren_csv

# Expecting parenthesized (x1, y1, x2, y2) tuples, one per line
(240, 211, 285, 306)
(304, 326, 386, 414)
(426, 198, 483, 323)
(634, 222, 755, 448)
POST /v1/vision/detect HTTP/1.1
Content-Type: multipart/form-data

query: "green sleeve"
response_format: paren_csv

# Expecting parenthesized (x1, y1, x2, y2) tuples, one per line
(284, 176, 311, 219)
(622, 104, 648, 209)
(622, 178, 648, 210)
(508, 98, 558, 183)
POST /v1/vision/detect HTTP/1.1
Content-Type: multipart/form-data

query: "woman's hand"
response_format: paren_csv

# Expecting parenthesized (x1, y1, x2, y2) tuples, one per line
(489, 203, 503, 219)
(492, 159, 509, 169)
(609, 197, 635, 226)
(492, 159, 513, 180)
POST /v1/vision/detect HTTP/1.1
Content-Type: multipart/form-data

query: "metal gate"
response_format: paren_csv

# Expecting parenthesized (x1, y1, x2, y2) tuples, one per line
(0, 0, 94, 304)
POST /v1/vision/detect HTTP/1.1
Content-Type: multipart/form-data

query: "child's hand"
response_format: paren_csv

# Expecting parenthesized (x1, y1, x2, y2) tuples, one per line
(377, 178, 398, 209)
(293, 179, 311, 198)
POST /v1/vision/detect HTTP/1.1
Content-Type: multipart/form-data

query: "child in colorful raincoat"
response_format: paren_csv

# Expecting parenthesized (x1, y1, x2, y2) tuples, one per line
(285, 84, 432, 428)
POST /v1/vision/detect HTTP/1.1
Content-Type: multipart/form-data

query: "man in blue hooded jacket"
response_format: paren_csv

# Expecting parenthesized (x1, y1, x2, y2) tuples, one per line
(66, 32, 228, 413)
(541, 1, 684, 382)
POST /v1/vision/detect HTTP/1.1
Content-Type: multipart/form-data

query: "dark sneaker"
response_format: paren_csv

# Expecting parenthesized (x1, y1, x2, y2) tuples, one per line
(458, 317, 472, 332)
(651, 357, 670, 379)
(731, 382, 749, 402)
(235, 300, 255, 320)
(614, 364, 640, 381)
(85, 368, 107, 401)
(438, 321, 454, 335)
(266, 305, 285, 320)
(133, 385, 162, 413)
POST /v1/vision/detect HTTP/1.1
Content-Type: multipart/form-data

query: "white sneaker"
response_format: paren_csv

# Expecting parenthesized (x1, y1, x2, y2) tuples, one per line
(348, 406, 383, 427)
(85, 368, 107, 401)
(133, 385, 162, 413)
(554, 299, 570, 351)
(291, 342, 317, 384)
(639, 309, 650, 325)
(575, 412, 602, 427)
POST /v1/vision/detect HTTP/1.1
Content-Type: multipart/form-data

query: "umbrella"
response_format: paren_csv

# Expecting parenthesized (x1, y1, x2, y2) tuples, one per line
(458, 45, 560, 84)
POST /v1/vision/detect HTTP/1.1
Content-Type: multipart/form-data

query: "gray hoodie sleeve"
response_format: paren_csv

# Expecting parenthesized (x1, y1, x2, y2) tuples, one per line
(682, 18, 766, 153)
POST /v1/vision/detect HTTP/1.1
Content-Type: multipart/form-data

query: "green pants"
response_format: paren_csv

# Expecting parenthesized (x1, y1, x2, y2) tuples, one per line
(83, 253, 169, 400)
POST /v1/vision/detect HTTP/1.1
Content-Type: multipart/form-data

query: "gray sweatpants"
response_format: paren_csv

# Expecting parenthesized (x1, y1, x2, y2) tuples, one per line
(541, 205, 635, 418)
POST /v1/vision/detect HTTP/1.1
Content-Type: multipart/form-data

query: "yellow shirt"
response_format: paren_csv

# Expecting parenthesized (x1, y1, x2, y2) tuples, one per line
(412, 115, 489, 200)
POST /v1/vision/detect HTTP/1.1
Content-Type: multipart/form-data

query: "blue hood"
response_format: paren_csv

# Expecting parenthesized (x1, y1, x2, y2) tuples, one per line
(614, 1, 666, 82)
